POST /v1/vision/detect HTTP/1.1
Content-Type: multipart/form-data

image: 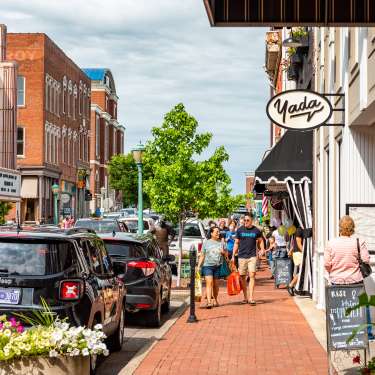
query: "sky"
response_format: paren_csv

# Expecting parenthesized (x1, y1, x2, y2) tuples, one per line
(2, 0, 270, 194)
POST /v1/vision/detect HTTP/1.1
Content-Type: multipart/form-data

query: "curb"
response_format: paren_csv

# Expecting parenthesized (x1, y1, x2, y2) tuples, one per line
(118, 296, 190, 375)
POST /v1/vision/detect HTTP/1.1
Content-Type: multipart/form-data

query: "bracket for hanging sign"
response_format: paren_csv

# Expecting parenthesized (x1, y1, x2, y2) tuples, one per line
(322, 93, 345, 127)
(266, 90, 345, 131)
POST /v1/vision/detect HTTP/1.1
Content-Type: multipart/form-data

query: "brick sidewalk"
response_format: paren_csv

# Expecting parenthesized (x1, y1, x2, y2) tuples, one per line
(134, 264, 328, 375)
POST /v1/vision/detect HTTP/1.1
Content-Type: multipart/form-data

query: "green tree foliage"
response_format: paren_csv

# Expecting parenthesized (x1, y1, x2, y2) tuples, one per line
(144, 103, 244, 284)
(108, 153, 151, 208)
(0, 202, 12, 225)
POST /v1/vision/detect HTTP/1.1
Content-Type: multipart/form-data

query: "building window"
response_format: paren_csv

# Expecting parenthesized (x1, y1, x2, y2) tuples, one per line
(45, 78, 49, 111)
(104, 123, 109, 161)
(17, 76, 25, 107)
(113, 128, 117, 155)
(96, 116, 100, 158)
(17, 127, 25, 156)
(105, 96, 108, 112)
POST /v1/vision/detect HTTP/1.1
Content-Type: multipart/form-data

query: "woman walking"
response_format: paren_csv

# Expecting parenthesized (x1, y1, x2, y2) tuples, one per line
(198, 227, 227, 309)
(324, 215, 370, 285)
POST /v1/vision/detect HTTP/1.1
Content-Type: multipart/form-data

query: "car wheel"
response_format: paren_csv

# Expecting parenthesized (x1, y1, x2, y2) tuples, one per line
(161, 284, 171, 313)
(144, 295, 161, 327)
(107, 305, 125, 352)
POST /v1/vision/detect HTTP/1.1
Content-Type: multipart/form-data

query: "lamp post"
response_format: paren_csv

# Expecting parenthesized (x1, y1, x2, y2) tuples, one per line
(131, 142, 146, 235)
(51, 183, 60, 225)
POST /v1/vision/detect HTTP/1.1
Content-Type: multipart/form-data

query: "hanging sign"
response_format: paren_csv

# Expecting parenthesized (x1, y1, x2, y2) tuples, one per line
(266, 90, 333, 131)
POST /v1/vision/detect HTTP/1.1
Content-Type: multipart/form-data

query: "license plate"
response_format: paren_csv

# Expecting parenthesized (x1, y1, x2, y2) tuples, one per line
(0, 288, 21, 305)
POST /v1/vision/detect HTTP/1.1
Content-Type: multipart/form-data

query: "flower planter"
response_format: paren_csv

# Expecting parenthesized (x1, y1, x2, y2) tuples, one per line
(0, 356, 89, 375)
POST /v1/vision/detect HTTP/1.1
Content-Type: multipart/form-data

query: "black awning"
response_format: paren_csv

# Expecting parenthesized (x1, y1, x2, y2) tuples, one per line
(255, 130, 312, 184)
(203, 0, 375, 26)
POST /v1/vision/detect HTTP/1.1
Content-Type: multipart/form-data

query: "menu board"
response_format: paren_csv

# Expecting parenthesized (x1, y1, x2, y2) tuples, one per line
(347, 205, 375, 254)
(274, 258, 291, 287)
(326, 284, 367, 350)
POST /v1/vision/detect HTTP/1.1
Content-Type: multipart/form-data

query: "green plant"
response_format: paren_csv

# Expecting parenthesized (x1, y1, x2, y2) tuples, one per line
(13, 297, 56, 327)
(287, 47, 297, 57)
(292, 27, 308, 39)
(0, 202, 12, 225)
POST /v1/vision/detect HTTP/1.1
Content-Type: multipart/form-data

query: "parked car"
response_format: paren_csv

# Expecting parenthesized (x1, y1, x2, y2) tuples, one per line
(169, 219, 206, 260)
(75, 217, 126, 233)
(99, 232, 174, 327)
(119, 217, 154, 234)
(121, 207, 137, 216)
(0, 228, 126, 372)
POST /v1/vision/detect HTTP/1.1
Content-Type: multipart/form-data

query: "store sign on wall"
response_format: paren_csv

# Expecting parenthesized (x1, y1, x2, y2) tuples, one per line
(266, 90, 333, 131)
(0, 169, 20, 199)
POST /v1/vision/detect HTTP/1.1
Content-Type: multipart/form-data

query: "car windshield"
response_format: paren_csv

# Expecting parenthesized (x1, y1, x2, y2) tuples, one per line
(122, 209, 136, 215)
(122, 220, 149, 233)
(0, 240, 75, 276)
(104, 241, 147, 258)
(174, 223, 201, 237)
(75, 220, 118, 233)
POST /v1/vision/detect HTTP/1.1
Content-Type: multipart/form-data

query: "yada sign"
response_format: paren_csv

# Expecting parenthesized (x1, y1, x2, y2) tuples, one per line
(266, 90, 333, 131)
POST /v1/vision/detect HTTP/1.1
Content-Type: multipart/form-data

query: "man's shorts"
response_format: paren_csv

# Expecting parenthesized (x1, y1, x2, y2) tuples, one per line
(238, 257, 257, 276)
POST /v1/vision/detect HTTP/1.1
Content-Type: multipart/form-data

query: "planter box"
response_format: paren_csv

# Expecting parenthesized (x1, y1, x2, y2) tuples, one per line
(0, 356, 89, 375)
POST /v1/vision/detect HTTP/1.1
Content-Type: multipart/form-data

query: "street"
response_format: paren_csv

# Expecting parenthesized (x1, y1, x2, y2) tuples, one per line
(97, 290, 189, 375)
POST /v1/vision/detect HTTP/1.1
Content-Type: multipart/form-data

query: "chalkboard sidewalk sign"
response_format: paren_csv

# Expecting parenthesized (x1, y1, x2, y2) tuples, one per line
(274, 258, 292, 288)
(325, 284, 368, 374)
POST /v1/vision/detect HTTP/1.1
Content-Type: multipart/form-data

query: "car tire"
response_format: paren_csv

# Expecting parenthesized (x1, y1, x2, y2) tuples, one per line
(144, 295, 162, 327)
(161, 284, 171, 313)
(107, 304, 125, 352)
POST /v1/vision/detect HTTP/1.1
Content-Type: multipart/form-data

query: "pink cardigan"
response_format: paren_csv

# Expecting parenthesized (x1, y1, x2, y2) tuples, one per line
(324, 236, 370, 284)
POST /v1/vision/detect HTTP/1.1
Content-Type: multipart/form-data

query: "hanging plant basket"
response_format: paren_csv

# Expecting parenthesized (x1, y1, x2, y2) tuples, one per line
(0, 356, 89, 375)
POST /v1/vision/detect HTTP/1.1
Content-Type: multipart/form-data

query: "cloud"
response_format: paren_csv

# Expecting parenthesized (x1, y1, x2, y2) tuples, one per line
(3, 0, 270, 194)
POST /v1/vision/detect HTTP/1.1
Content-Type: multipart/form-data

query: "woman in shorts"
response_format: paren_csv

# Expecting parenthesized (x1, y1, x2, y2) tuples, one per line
(198, 227, 226, 309)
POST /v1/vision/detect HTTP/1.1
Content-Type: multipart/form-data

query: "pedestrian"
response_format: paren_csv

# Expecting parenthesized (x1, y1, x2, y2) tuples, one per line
(151, 218, 176, 257)
(272, 224, 288, 259)
(287, 227, 303, 296)
(218, 218, 229, 238)
(265, 235, 276, 279)
(225, 221, 237, 260)
(233, 213, 265, 305)
(206, 220, 217, 239)
(324, 215, 370, 285)
(198, 227, 226, 309)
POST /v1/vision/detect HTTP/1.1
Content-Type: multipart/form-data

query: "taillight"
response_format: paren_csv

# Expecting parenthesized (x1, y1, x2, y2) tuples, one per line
(59, 280, 83, 301)
(198, 243, 203, 252)
(127, 261, 156, 276)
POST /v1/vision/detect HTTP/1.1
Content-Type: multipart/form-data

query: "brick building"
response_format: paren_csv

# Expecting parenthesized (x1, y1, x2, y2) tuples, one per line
(83, 68, 125, 214)
(7, 33, 91, 223)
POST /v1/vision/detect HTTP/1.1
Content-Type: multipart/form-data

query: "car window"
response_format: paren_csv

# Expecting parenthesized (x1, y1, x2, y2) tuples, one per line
(82, 240, 104, 275)
(174, 223, 202, 237)
(104, 241, 147, 258)
(0, 240, 76, 276)
(75, 220, 119, 233)
(97, 240, 113, 274)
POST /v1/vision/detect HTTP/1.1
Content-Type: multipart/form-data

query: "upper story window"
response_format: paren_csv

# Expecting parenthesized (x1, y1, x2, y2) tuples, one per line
(17, 127, 25, 156)
(95, 115, 100, 158)
(17, 76, 25, 107)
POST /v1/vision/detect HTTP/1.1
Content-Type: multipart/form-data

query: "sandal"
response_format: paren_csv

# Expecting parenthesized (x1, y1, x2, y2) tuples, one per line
(213, 301, 220, 307)
(241, 300, 248, 304)
(249, 300, 256, 306)
(206, 303, 213, 309)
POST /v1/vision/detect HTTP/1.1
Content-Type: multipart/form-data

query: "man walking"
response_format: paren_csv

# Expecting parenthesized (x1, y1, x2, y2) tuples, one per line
(233, 213, 264, 305)
(151, 218, 176, 257)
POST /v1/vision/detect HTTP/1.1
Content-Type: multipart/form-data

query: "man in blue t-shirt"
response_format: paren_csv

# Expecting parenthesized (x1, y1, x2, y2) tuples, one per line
(233, 213, 264, 305)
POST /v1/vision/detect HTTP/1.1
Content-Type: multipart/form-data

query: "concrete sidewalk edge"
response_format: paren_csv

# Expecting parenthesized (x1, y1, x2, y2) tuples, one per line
(118, 296, 190, 375)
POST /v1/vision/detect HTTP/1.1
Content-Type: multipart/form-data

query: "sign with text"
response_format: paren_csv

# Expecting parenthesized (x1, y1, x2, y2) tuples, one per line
(0, 168, 20, 200)
(274, 258, 291, 287)
(325, 284, 368, 351)
(266, 90, 333, 131)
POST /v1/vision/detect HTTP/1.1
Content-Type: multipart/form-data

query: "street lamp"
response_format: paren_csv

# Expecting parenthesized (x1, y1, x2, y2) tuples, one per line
(51, 183, 60, 225)
(131, 142, 146, 235)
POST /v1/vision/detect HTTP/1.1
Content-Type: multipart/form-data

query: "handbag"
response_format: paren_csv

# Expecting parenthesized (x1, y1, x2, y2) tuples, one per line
(227, 271, 242, 296)
(357, 238, 372, 279)
(219, 257, 231, 278)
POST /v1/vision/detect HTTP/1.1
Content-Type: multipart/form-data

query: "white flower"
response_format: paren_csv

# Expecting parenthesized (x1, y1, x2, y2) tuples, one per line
(81, 348, 89, 356)
(51, 330, 63, 343)
(94, 324, 103, 331)
(103, 349, 109, 356)
(3, 329, 11, 337)
(49, 349, 58, 358)
(71, 348, 80, 357)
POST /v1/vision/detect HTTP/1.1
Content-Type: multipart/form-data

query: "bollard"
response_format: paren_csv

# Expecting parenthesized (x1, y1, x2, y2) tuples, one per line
(187, 244, 198, 323)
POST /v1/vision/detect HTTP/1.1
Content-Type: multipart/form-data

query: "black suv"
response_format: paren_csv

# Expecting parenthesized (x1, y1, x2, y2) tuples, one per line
(98, 233, 174, 327)
(0, 228, 126, 370)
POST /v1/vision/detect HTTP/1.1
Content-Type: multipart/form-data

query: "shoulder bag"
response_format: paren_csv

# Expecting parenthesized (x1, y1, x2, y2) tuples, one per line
(357, 238, 372, 279)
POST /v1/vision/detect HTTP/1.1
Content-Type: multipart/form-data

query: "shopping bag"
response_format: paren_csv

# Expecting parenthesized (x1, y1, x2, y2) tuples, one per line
(195, 271, 202, 302)
(227, 271, 242, 296)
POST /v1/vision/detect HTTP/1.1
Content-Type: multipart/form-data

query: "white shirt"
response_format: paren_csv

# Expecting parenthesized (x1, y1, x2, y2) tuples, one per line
(272, 229, 286, 247)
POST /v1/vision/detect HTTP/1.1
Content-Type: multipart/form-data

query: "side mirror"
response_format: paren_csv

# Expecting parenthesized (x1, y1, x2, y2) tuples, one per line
(113, 261, 127, 280)
(162, 254, 176, 263)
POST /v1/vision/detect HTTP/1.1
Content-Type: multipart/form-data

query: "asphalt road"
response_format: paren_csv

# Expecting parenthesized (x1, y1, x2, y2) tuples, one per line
(96, 291, 189, 375)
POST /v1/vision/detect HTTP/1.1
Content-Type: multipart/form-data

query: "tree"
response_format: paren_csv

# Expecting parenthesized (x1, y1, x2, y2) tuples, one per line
(144, 103, 244, 286)
(108, 153, 151, 208)
(0, 202, 12, 225)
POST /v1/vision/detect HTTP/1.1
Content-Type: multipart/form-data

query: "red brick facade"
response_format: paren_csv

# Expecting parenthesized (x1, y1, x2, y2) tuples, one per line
(7, 33, 91, 223)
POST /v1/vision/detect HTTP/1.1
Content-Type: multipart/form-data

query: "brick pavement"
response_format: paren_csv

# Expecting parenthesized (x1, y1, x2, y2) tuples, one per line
(134, 264, 328, 375)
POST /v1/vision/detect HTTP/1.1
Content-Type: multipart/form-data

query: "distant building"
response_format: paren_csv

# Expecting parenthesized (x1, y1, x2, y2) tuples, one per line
(7, 33, 91, 223)
(83, 68, 125, 214)
(0, 25, 21, 206)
